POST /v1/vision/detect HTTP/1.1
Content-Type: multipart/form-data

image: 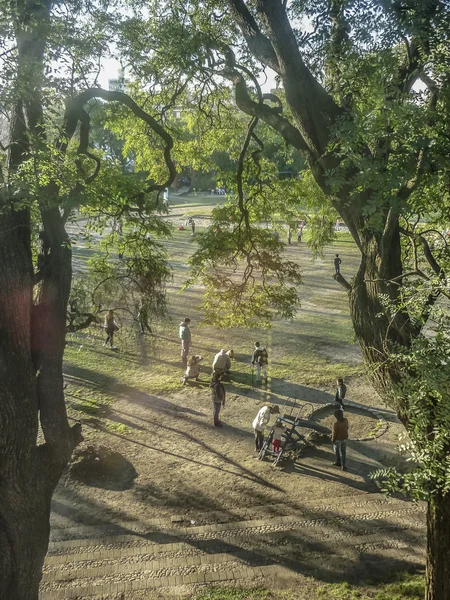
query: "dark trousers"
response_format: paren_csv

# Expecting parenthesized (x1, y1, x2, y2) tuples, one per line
(105, 331, 114, 346)
(213, 402, 222, 425)
(255, 430, 264, 451)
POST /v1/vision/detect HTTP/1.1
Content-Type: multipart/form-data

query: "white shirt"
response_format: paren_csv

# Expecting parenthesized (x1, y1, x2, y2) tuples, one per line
(212, 349, 228, 371)
(252, 406, 271, 432)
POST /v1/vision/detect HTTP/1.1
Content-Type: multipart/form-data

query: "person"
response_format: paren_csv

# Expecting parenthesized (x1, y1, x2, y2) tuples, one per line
(332, 409, 349, 471)
(210, 373, 226, 427)
(272, 419, 285, 453)
(335, 377, 347, 409)
(137, 301, 151, 334)
(182, 355, 203, 384)
(212, 349, 232, 378)
(252, 404, 280, 451)
(251, 342, 269, 383)
(103, 310, 119, 349)
(179, 317, 192, 367)
(191, 219, 196, 235)
(334, 254, 342, 274)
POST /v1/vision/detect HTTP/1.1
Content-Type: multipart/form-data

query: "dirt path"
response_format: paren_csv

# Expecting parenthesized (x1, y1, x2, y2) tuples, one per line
(42, 369, 424, 599)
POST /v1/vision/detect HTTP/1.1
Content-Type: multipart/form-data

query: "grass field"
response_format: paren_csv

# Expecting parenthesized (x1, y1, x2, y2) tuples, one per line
(51, 192, 419, 597)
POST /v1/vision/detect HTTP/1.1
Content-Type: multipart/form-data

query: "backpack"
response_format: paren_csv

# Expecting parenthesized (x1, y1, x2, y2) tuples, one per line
(258, 348, 268, 366)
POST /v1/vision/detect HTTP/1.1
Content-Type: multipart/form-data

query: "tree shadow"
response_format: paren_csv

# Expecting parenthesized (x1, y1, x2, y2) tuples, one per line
(64, 364, 204, 417)
(50, 477, 423, 588)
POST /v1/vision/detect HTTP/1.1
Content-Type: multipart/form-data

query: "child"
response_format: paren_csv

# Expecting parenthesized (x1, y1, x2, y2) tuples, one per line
(334, 253, 342, 274)
(251, 342, 269, 383)
(335, 377, 347, 409)
(182, 355, 203, 384)
(272, 419, 285, 453)
(103, 310, 119, 349)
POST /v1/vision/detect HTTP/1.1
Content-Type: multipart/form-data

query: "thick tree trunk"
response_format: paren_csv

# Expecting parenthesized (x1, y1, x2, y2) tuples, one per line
(0, 480, 52, 599)
(348, 231, 417, 403)
(426, 494, 450, 600)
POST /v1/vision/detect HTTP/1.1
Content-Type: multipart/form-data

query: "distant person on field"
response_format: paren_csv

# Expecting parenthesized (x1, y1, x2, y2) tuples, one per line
(334, 254, 342, 274)
(335, 378, 347, 409)
(182, 355, 203, 384)
(212, 348, 233, 378)
(252, 404, 280, 451)
(272, 418, 285, 453)
(179, 317, 192, 367)
(332, 409, 349, 471)
(210, 372, 226, 427)
(191, 218, 196, 235)
(251, 341, 269, 383)
(104, 310, 119, 349)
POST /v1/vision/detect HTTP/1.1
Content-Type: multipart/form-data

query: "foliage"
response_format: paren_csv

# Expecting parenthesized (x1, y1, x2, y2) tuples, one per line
(372, 290, 450, 503)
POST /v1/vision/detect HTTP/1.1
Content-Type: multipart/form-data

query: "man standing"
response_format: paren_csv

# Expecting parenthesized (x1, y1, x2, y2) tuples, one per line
(210, 373, 225, 427)
(332, 409, 349, 471)
(251, 342, 269, 383)
(334, 254, 342, 274)
(335, 377, 347, 409)
(179, 317, 192, 367)
(252, 405, 280, 451)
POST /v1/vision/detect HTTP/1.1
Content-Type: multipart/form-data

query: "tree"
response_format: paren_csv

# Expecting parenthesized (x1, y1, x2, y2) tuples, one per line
(116, 1, 450, 597)
(0, 1, 176, 597)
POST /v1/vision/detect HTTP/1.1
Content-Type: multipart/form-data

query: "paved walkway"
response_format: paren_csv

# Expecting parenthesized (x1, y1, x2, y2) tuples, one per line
(40, 492, 425, 599)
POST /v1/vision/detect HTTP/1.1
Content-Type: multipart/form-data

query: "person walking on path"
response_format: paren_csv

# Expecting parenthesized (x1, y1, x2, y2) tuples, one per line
(179, 317, 192, 367)
(251, 342, 269, 383)
(103, 310, 119, 349)
(334, 254, 342, 274)
(335, 377, 347, 409)
(252, 405, 280, 451)
(182, 355, 203, 384)
(212, 348, 232, 378)
(210, 373, 226, 427)
(332, 409, 349, 471)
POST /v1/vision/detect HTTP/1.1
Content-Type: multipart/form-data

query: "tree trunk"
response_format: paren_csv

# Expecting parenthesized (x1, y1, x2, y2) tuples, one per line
(426, 494, 450, 600)
(348, 231, 417, 404)
(0, 476, 52, 599)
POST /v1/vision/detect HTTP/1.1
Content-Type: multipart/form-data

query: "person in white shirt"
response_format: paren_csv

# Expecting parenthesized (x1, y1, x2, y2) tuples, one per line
(252, 404, 280, 451)
(212, 349, 232, 378)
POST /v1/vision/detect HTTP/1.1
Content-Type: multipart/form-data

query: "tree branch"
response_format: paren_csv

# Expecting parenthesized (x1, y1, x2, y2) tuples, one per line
(399, 226, 445, 278)
(66, 312, 101, 333)
(218, 54, 308, 152)
(333, 272, 352, 291)
(59, 88, 177, 193)
(226, 0, 280, 73)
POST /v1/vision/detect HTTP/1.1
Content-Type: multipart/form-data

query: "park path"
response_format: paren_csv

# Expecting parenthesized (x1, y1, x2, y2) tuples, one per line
(39, 491, 425, 599)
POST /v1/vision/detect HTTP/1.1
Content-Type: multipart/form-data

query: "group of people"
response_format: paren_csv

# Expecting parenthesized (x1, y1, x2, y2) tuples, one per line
(251, 377, 349, 470)
(178, 316, 349, 469)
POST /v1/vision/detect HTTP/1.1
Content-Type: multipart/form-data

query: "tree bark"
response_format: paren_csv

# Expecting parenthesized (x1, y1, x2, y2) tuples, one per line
(426, 494, 450, 600)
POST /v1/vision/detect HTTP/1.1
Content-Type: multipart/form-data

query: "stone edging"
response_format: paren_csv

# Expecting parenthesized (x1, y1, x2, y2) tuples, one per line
(308, 401, 389, 442)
